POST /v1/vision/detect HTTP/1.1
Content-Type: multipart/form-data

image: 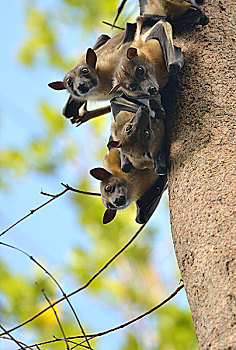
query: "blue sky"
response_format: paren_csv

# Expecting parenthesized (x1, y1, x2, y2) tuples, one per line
(0, 2, 190, 349)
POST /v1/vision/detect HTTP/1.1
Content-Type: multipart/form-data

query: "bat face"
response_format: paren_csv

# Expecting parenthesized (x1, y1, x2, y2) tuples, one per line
(64, 64, 98, 98)
(118, 105, 164, 161)
(113, 53, 159, 98)
(100, 176, 130, 210)
(64, 48, 98, 99)
(48, 48, 98, 100)
(90, 167, 131, 211)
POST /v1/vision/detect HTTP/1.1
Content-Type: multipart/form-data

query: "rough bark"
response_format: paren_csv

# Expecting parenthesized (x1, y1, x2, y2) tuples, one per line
(164, 1, 235, 349)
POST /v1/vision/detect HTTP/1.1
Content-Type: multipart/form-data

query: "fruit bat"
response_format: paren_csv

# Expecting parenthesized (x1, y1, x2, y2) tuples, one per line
(113, 0, 209, 27)
(48, 23, 137, 125)
(108, 93, 167, 175)
(110, 19, 184, 99)
(90, 148, 167, 224)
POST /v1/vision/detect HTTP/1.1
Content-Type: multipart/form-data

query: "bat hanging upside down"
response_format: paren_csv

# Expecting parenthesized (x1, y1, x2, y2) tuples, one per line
(48, 22, 137, 125)
(108, 93, 167, 175)
(110, 19, 184, 99)
(90, 148, 167, 224)
(113, 0, 209, 28)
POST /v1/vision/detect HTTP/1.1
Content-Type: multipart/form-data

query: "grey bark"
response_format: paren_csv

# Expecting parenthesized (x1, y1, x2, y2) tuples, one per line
(165, 1, 235, 349)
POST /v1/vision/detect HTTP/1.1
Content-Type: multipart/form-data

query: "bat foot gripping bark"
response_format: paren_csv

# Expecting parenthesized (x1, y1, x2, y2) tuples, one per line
(169, 7, 209, 26)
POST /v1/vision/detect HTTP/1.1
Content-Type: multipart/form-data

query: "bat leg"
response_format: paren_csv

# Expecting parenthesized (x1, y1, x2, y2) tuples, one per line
(62, 97, 85, 119)
(149, 96, 166, 119)
(154, 150, 167, 175)
(120, 153, 135, 173)
(169, 8, 209, 26)
(145, 20, 184, 74)
(71, 104, 111, 126)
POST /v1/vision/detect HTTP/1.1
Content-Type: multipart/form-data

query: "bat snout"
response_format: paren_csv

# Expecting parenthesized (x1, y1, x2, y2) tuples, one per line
(77, 82, 90, 94)
(148, 86, 158, 96)
(114, 195, 127, 208)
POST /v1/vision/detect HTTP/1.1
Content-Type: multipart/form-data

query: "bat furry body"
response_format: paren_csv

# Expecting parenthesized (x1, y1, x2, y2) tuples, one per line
(139, 0, 206, 20)
(113, 0, 208, 27)
(109, 94, 166, 174)
(90, 148, 166, 224)
(48, 23, 137, 123)
(112, 19, 184, 99)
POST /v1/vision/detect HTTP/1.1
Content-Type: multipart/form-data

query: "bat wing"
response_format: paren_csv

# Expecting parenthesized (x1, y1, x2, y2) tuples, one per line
(62, 96, 85, 119)
(145, 20, 184, 74)
(135, 175, 167, 224)
(121, 23, 137, 45)
(92, 34, 111, 51)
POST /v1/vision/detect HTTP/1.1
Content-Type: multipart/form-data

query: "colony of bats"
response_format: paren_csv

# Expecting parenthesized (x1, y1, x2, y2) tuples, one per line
(49, 0, 209, 224)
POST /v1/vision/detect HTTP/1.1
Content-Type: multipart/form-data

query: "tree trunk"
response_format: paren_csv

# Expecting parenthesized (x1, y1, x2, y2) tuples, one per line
(165, 1, 235, 349)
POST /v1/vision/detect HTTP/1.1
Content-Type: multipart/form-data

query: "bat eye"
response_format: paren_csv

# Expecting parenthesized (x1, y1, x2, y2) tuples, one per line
(66, 78, 72, 87)
(105, 184, 114, 193)
(144, 130, 151, 138)
(125, 124, 132, 133)
(81, 67, 89, 75)
(128, 84, 137, 91)
(135, 66, 144, 77)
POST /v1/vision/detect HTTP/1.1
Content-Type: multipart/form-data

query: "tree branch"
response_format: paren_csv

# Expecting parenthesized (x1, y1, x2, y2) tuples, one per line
(0, 222, 147, 337)
(0, 183, 100, 237)
(0, 242, 92, 350)
(0, 325, 36, 350)
(38, 286, 70, 350)
(16, 283, 184, 349)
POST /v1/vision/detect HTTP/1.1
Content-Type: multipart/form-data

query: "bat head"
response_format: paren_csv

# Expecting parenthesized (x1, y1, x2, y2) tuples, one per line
(109, 100, 166, 174)
(63, 48, 98, 97)
(90, 167, 131, 223)
(111, 47, 159, 98)
(48, 48, 98, 118)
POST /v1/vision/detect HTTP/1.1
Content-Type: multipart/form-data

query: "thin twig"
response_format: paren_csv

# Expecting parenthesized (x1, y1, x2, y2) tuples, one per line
(0, 325, 33, 350)
(77, 284, 184, 345)
(0, 187, 164, 338)
(53, 336, 94, 350)
(102, 21, 124, 30)
(17, 284, 184, 349)
(38, 285, 70, 350)
(0, 242, 92, 350)
(0, 183, 100, 237)
(0, 222, 146, 337)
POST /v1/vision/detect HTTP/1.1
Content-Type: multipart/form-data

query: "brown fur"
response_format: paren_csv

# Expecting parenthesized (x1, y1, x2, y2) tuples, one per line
(113, 20, 172, 98)
(91, 148, 159, 210)
(110, 107, 165, 171)
(66, 31, 131, 101)
(141, 0, 191, 18)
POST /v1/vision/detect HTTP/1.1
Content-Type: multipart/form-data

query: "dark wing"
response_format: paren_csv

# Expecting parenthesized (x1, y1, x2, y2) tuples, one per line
(62, 96, 85, 119)
(92, 34, 111, 51)
(145, 19, 184, 74)
(121, 23, 137, 45)
(135, 175, 167, 224)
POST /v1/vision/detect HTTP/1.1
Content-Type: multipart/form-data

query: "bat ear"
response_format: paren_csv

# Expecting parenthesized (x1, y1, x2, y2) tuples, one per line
(107, 140, 121, 149)
(127, 47, 138, 60)
(103, 209, 117, 224)
(86, 48, 97, 68)
(90, 167, 112, 181)
(109, 84, 121, 95)
(48, 81, 65, 90)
